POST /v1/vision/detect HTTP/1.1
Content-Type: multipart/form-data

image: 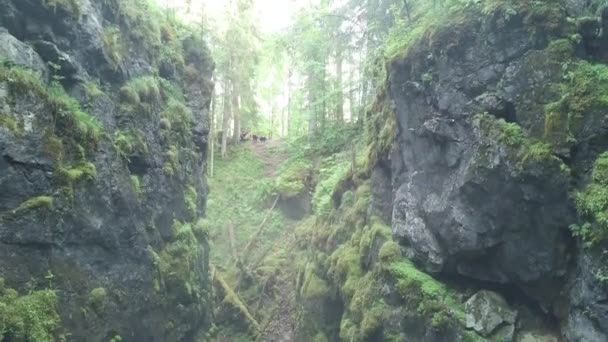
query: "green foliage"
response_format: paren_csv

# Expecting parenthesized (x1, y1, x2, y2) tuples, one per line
(300, 267, 329, 300)
(84, 81, 105, 99)
(0, 114, 18, 134)
(184, 185, 198, 220)
(378, 241, 401, 264)
(388, 260, 465, 326)
(106, 0, 162, 57)
(112, 130, 148, 161)
(13, 196, 54, 213)
(161, 98, 194, 143)
(103, 26, 123, 69)
(0, 285, 60, 341)
(313, 156, 352, 217)
(88, 287, 106, 312)
(152, 220, 208, 306)
(0, 65, 101, 151)
(476, 113, 569, 175)
(274, 159, 311, 197)
(58, 162, 97, 182)
(573, 152, 608, 246)
(206, 146, 285, 268)
(120, 76, 161, 111)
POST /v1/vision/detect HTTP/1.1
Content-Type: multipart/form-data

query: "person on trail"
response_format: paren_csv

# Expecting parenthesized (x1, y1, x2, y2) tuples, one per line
(240, 130, 250, 142)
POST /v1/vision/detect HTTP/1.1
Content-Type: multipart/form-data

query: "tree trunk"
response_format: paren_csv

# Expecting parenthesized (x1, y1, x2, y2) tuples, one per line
(307, 70, 316, 136)
(287, 66, 293, 136)
(209, 93, 216, 177)
(335, 43, 344, 122)
(232, 81, 240, 145)
(221, 79, 231, 159)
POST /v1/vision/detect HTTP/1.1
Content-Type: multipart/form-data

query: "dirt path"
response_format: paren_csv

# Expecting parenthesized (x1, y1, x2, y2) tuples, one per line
(249, 139, 287, 177)
(247, 140, 299, 341)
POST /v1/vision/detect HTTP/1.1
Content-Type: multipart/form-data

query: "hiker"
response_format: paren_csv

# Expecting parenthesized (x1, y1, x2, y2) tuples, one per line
(240, 130, 250, 142)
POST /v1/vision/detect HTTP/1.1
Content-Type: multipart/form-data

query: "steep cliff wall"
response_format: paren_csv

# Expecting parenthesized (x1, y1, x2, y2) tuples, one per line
(0, 0, 213, 341)
(380, 0, 608, 340)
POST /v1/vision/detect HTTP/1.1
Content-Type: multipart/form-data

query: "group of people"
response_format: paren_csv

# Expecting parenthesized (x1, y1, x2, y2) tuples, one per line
(240, 130, 268, 144)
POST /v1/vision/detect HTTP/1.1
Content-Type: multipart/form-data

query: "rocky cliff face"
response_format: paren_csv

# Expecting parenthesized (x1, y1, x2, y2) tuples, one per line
(382, 0, 608, 340)
(0, 0, 213, 341)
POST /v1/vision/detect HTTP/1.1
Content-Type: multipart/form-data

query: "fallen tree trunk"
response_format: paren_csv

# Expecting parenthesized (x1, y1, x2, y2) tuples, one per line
(242, 195, 281, 257)
(211, 264, 261, 333)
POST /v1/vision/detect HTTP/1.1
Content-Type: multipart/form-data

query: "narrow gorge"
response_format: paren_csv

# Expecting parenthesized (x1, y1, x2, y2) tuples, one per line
(2, 0, 608, 342)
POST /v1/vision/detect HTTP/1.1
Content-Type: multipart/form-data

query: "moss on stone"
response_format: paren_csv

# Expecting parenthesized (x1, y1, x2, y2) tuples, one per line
(58, 162, 97, 182)
(301, 267, 329, 300)
(185, 185, 198, 220)
(131, 175, 141, 197)
(88, 287, 106, 313)
(378, 241, 401, 264)
(13, 196, 54, 213)
(360, 304, 385, 338)
(573, 152, 608, 246)
(103, 26, 123, 70)
(0, 114, 18, 133)
(120, 76, 162, 113)
(312, 332, 329, 342)
(0, 64, 101, 152)
(274, 158, 311, 198)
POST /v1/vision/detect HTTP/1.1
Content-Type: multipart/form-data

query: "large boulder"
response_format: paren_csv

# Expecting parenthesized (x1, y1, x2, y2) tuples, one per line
(0, 28, 47, 77)
(465, 290, 517, 337)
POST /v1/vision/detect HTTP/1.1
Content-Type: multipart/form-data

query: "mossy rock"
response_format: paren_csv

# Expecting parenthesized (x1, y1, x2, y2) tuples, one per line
(88, 287, 107, 313)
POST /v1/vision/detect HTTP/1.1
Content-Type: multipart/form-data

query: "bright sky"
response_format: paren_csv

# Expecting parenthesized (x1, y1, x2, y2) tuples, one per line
(156, 0, 298, 33)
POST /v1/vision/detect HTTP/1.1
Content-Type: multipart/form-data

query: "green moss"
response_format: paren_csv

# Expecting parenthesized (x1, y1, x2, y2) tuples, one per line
(153, 220, 207, 308)
(84, 81, 105, 98)
(162, 162, 175, 177)
(378, 241, 401, 264)
(572, 152, 608, 246)
(365, 91, 395, 172)
(88, 287, 106, 312)
(58, 162, 97, 182)
(312, 333, 329, 342)
(274, 158, 311, 198)
(546, 38, 575, 60)
(360, 304, 385, 338)
(192, 218, 209, 243)
(131, 175, 141, 197)
(313, 156, 352, 217)
(185, 185, 198, 220)
(476, 114, 569, 176)
(0, 65, 101, 151)
(0, 114, 18, 133)
(301, 267, 329, 300)
(103, 26, 123, 70)
(13, 196, 54, 213)
(0, 286, 60, 342)
(120, 76, 161, 112)
(161, 99, 194, 142)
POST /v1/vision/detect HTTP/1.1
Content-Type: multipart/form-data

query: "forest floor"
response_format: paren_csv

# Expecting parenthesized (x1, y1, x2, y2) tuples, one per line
(250, 139, 287, 177)
(207, 140, 299, 341)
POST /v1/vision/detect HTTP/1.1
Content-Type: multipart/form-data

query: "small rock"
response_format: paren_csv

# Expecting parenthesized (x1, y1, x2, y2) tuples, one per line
(465, 290, 517, 337)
